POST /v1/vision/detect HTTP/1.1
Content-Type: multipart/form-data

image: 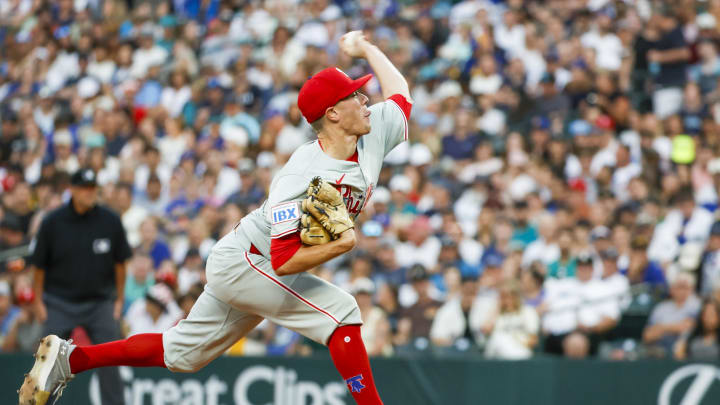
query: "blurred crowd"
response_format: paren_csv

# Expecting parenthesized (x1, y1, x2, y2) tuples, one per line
(2, 0, 720, 362)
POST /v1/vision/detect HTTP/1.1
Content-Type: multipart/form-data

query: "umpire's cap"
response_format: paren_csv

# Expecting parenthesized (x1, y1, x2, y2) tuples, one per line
(71, 168, 98, 187)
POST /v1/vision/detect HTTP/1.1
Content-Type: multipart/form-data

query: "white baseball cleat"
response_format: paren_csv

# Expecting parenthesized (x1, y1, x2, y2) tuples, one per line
(18, 335, 76, 405)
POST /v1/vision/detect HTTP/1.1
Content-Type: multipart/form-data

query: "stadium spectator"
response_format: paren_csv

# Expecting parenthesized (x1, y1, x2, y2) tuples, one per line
(225, 158, 266, 209)
(113, 181, 149, 248)
(441, 108, 482, 161)
(624, 235, 667, 293)
(1, 275, 43, 353)
(574, 250, 624, 355)
(430, 276, 483, 348)
(397, 264, 442, 349)
(698, 221, 720, 296)
(547, 227, 578, 278)
(124, 254, 155, 310)
(643, 273, 702, 358)
(647, 9, 690, 119)
(171, 217, 215, 262)
(0, 280, 20, 349)
(175, 247, 204, 294)
(351, 278, 393, 357)
(177, 284, 203, 320)
(396, 215, 441, 271)
(521, 265, 545, 308)
(599, 248, 631, 312)
(135, 173, 169, 216)
(675, 299, 720, 361)
(0, 215, 31, 274)
(124, 283, 182, 336)
(522, 214, 560, 268)
(563, 332, 591, 359)
(371, 239, 406, 287)
(648, 187, 714, 266)
(542, 254, 585, 355)
(485, 280, 539, 359)
(136, 217, 172, 269)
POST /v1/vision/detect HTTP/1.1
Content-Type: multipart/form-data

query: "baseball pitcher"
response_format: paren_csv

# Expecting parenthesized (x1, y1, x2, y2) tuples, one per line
(18, 31, 411, 405)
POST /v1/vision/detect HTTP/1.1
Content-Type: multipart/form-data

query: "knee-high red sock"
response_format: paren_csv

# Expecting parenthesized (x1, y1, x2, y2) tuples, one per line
(69, 333, 166, 374)
(327, 325, 383, 405)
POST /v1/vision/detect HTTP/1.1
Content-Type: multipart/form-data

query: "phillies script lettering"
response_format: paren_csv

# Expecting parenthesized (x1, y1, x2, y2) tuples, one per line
(339, 185, 364, 215)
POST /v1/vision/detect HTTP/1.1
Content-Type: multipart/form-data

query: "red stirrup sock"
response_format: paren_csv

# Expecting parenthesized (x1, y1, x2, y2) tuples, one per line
(69, 333, 166, 374)
(327, 325, 384, 405)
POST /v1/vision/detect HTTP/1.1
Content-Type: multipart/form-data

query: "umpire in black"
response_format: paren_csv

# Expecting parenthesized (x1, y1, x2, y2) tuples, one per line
(31, 168, 131, 405)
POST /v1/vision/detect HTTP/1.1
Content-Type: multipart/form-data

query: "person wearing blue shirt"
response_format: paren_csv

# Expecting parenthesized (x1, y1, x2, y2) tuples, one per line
(623, 237, 667, 292)
(480, 250, 505, 277)
(134, 69, 163, 108)
(0, 281, 21, 347)
(137, 218, 172, 269)
(441, 108, 482, 161)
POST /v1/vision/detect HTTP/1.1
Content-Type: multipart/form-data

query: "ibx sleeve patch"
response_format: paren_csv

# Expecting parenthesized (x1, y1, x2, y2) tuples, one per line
(271, 201, 300, 225)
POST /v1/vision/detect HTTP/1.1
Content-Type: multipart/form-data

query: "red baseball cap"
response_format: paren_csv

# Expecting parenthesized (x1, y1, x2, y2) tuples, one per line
(594, 115, 615, 131)
(298, 67, 372, 123)
(568, 178, 587, 193)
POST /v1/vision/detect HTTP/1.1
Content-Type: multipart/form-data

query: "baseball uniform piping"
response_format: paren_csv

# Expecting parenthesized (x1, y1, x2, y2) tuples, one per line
(270, 228, 298, 238)
(387, 99, 409, 141)
(243, 252, 341, 324)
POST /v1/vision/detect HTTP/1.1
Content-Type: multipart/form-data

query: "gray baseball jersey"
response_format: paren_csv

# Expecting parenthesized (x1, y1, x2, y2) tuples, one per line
(162, 96, 409, 370)
(216, 96, 409, 257)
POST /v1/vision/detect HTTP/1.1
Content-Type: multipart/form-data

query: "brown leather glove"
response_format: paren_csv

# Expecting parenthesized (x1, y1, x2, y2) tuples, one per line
(302, 177, 354, 239)
(300, 213, 332, 245)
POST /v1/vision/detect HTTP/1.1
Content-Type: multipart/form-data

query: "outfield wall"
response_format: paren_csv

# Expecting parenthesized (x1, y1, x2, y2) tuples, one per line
(1, 354, 719, 404)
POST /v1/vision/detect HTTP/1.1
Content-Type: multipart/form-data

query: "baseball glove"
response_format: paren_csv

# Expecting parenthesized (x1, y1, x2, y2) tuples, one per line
(300, 213, 332, 245)
(301, 176, 354, 242)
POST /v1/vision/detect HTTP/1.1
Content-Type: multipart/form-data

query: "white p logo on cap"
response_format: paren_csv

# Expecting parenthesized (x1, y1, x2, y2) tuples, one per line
(335, 67, 351, 79)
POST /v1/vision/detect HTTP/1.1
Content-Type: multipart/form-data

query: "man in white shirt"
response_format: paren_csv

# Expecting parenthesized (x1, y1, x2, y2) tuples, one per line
(430, 276, 484, 348)
(575, 252, 623, 355)
(113, 183, 149, 248)
(130, 30, 169, 79)
(648, 187, 715, 264)
(485, 281, 539, 359)
(699, 222, 720, 296)
(611, 144, 642, 202)
(590, 115, 619, 176)
(542, 268, 581, 354)
(494, 10, 525, 58)
(395, 216, 441, 270)
(579, 12, 624, 71)
(125, 283, 183, 337)
(543, 253, 622, 356)
(522, 214, 560, 267)
(134, 145, 172, 191)
(599, 248, 631, 312)
(134, 174, 169, 217)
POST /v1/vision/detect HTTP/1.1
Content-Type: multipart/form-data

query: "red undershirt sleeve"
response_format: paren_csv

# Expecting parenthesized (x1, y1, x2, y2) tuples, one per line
(270, 232, 303, 270)
(388, 94, 412, 120)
